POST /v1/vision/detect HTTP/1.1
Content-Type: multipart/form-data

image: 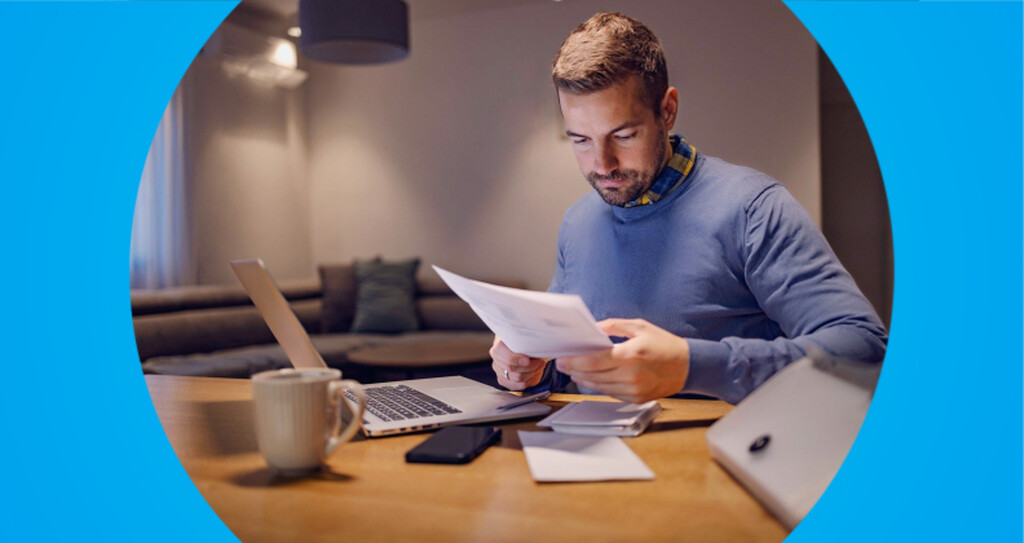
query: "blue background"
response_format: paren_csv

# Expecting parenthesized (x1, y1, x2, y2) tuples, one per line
(0, 0, 1018, 541)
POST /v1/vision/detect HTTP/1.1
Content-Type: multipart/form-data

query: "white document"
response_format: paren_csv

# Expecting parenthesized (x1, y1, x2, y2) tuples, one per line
(518, 431, 655, 482)
(432, 266, 613, 359)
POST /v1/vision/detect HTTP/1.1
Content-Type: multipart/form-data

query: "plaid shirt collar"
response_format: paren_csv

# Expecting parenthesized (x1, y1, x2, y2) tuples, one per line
(623, 135, 698, 208)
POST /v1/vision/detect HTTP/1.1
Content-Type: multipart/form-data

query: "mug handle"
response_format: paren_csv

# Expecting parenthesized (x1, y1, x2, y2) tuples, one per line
(325, 379, 367, 456)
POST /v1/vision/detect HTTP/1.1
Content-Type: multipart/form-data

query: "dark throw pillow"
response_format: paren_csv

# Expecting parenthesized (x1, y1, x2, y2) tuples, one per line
(351, 257, 421, 334)
(319, 263, 359, 333)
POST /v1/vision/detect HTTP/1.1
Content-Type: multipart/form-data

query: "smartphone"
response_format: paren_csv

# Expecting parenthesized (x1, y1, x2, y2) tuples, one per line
(405, 426, 502, 464)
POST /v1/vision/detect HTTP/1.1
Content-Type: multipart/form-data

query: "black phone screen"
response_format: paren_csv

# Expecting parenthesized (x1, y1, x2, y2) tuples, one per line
(405, 426, 502, 464)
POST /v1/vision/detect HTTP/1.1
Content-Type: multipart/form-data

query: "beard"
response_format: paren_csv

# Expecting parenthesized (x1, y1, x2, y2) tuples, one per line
(586, 169, 651, 206)
(586, 127, 669, 207)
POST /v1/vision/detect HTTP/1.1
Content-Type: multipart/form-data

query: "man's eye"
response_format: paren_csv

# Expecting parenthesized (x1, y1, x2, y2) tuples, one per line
(615, 133, 636, 141)
(572, 138, 589, 145)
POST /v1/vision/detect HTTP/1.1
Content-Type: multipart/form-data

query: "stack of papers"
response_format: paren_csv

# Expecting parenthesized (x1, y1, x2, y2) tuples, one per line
(537, 400, 662, 437)
(519, 431, 655, 482)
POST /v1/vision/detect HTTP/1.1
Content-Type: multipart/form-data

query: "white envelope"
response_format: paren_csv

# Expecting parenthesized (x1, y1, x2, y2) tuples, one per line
(518, 431, 655, 482)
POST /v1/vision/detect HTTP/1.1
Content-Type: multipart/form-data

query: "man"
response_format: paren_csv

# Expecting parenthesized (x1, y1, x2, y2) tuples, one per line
(490, 12, 887, 405)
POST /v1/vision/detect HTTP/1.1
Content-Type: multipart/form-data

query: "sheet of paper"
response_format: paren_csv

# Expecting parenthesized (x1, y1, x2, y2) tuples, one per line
(518, 431, 655, 482)
(432, 266, 613, 359)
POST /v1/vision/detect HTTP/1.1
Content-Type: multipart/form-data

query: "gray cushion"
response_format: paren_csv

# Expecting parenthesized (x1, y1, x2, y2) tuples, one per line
(351, 258, 420, 334)
(319, 263, 357, 333)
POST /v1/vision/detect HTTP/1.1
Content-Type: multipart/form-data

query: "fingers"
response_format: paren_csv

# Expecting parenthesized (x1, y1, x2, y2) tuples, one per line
(493, 361, 545, 390)
(493, 352, 547, 375)
(597, 318, 648, 339)
(490, 337, 548, 390)
(489, 336, 515, 362)
(512, 356, 547, 373)
(490, 337, 546, 372)
(493, 361, 544, 383)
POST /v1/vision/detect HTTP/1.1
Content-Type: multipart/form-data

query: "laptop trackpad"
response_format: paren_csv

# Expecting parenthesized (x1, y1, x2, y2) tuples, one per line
(413, 377, 514, 409)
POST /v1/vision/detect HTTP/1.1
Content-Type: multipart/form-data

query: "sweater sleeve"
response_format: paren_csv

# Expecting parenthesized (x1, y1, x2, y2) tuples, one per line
(682, 185, 888, 404)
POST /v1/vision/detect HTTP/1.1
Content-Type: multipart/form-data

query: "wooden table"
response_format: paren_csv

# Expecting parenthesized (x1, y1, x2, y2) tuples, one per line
(147, 376, 787, 542)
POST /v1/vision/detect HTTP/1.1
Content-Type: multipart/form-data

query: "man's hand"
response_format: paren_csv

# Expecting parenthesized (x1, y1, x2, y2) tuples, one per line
(490, 336, 549, 390)
(556, 318, 690, 404)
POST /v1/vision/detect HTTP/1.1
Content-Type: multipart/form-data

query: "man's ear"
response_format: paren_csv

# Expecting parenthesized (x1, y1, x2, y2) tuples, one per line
(661, 87, 679, 130)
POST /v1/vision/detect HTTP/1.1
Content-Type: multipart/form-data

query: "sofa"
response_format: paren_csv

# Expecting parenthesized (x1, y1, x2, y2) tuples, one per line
(133, 265, 524, 383)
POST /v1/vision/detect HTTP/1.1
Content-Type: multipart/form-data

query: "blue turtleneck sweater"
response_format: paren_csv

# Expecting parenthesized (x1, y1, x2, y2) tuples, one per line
(541, 144, 887, 404)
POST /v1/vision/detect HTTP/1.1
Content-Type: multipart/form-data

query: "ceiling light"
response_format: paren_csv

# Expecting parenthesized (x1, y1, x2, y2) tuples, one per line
(272, 41, 297, 69)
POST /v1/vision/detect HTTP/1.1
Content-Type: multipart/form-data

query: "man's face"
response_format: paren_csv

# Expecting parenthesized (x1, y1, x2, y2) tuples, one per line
(559, 77, 671, 206)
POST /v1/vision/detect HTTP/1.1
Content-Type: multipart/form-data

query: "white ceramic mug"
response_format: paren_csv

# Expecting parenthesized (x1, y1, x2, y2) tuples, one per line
(251, 368, 367, 472)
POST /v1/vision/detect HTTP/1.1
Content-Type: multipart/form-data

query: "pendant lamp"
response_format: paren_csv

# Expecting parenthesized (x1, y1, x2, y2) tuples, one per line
(299, 0, 409, 64)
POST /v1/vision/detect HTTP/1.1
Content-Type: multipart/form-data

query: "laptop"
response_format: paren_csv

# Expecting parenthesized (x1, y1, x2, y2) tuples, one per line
(704, 351, 880, 529)
(230, 259, 551, 437)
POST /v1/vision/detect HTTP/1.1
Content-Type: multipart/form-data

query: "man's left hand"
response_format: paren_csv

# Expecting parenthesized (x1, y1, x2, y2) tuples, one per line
(555, 318, 690, 404)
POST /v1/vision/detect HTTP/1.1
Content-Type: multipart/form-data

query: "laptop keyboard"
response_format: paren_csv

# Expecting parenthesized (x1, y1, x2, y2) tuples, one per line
(346, 385, 462, 422)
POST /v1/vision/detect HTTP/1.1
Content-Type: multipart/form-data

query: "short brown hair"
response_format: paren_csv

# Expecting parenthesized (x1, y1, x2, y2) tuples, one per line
(552, 12, 668, 114)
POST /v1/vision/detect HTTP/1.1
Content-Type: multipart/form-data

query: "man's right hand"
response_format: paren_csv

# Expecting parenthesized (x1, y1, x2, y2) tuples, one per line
(490, 336, 548, 390)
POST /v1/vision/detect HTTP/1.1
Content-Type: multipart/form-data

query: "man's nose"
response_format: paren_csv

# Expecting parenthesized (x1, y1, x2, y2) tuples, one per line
(593, 144, 618, 175)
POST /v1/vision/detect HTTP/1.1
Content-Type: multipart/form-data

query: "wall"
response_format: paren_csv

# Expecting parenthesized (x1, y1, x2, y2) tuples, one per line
(305, 0, 820, 289)
(820, 51, 894, 324)
(183, 56, 313, 285)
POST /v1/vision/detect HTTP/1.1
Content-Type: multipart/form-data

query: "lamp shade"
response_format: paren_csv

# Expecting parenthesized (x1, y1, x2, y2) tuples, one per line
(299, 0, 409, 64)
